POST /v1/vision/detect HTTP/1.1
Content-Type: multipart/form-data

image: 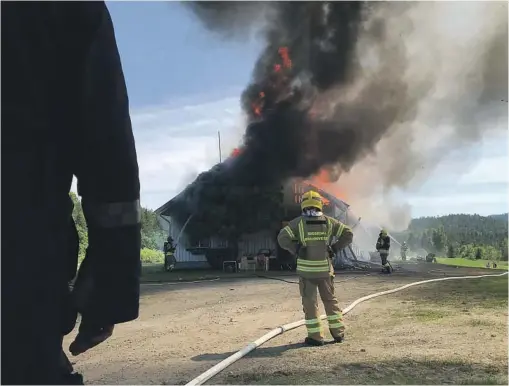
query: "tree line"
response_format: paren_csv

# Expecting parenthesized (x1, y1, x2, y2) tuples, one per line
(70, 192, 165, 262)
(393, 213, 508, 261)
(71, 191, 508, 263)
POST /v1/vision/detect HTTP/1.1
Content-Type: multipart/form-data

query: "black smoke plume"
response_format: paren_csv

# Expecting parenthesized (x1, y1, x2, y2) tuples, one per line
(169, 1, 507, 237)
(169, 1, 368, 238)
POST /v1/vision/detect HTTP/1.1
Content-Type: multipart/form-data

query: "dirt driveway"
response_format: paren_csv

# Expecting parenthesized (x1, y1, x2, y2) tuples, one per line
(64, 264, 507, 384)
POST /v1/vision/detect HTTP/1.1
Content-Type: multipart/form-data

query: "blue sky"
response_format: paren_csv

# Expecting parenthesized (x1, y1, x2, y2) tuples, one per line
(92, 1, 509, 219)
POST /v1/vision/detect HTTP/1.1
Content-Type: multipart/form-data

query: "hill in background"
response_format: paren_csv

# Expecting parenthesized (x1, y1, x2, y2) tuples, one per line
(488, 213, 509, 222)
(392, 213, 508, 261)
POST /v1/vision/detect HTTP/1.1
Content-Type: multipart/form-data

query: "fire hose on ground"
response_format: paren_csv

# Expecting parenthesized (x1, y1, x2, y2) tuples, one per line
(185, 271, 508, 386)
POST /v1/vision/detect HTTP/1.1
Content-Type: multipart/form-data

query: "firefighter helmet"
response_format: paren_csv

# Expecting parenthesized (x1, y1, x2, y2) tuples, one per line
(380, 228, 388, 236)
(301, 190, 323, 211)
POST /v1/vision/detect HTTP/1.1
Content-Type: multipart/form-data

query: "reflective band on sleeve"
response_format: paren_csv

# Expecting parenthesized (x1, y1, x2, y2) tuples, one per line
(298, 220, 306, 246)
(336, 223, 345, 237)
(83, 199, 141, 228)
(326, 218, 333, 241)
(283, 226, 296, 239)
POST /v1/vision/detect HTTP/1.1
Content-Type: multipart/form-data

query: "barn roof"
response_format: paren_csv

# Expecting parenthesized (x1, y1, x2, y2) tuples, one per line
(155, 190, 185, 217)
(155, 181, 349, 218)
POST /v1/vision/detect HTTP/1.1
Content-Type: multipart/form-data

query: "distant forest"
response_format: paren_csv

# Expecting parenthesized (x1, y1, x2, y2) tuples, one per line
(70, 192, 165, 262)
(393, 213, 508, 261)
(71, 189, 507, 262)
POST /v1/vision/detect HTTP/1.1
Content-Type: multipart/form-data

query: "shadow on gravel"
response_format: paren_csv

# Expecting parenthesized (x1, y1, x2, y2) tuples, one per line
(191, 342, 303, 362)
(191, 340, 345, 363)
(222, 358, 508, 385)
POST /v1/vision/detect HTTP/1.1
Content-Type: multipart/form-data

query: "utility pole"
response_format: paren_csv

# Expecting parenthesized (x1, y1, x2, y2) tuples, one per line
(218, 130, 222, 162)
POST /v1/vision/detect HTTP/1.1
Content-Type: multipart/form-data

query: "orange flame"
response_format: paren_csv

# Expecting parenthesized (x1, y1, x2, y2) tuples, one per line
(278, 47, 292, 69)
(250, 46, 292, 117)
(304, 169, 347, 202)
(231, 148, 242, 157)
(293, 180, 330, 206)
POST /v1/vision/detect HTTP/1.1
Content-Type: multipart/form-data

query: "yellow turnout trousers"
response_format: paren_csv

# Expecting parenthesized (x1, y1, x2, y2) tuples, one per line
(299, 276, 345, 341)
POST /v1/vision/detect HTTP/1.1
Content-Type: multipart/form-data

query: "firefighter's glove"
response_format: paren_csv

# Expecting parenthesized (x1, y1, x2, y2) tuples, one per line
(69, 321, 114, 356)
(70, 259, 114, 356)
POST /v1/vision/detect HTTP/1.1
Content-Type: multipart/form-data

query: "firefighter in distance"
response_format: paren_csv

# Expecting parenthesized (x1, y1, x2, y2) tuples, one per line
(376, 229, 392, 273)
(164, 236, 177, 272)
(277, 190, 353, 346)
(400, 241, 408, 261)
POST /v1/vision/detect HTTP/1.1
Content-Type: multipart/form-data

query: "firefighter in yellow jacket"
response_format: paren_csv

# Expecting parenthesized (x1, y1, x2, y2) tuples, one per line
(277, 190, 354, 346)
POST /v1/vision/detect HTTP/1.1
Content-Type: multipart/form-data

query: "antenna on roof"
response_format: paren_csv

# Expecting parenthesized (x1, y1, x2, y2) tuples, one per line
(218, 131, 222, 163)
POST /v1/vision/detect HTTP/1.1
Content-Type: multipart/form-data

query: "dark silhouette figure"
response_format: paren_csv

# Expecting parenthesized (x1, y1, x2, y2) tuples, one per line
(2, 2, 142, 384)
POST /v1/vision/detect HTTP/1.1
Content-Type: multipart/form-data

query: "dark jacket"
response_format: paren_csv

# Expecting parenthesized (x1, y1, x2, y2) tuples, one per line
(376, 234, 391, 254)
(2, 2, 141, 383)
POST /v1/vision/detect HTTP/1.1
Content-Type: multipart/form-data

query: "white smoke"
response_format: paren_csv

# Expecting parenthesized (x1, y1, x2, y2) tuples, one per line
(322, 1, 508, 230)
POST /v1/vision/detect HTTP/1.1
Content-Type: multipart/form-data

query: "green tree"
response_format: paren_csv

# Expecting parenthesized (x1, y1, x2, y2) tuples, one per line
(431, 226, 447, 253)
(407, 232, 417, 250)
(408, 213, 507, 248)
(70, 193, 164, 260)
(447, 244, 455, 258)
(475, 247, 482, 260)
(141, 232, 159, 250)
(395, 213, 507, 259)
(500, 238, 508, 261)
(420, 231, 433, 251)
(140, 208, 164, 249)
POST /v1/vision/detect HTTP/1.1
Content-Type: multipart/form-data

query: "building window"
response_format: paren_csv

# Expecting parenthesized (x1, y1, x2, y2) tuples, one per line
(216, 239, 228, 248)
(189, 238, 211, 248)
(294, 183, 305, 203)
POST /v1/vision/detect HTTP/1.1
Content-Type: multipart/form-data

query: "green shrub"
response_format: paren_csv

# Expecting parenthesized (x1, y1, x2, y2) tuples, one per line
(140, 248, 164, 264)
(475, 247, 482, 260)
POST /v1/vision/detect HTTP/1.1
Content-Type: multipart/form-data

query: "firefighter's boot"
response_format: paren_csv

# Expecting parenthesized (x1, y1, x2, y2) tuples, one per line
(304, 337, 325, 346)
(332, 332, 345, 343)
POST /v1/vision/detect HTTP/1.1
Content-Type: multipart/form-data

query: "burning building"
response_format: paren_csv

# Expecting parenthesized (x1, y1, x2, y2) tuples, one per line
(155, 1, 506, 267)
(155, 2, 383, 269)
(155, 174, 365, 270)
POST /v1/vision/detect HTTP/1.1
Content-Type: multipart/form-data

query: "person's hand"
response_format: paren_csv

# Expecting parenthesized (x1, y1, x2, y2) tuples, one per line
(69, 321, 114, 356)
(70, 258, 114, 356)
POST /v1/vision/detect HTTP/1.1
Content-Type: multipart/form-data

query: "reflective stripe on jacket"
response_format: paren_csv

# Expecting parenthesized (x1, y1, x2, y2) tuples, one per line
(277, 215, 353, 279)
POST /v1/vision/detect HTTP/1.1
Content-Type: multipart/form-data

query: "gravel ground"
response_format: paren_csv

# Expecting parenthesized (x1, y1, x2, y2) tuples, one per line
(63, 263, 506, 384)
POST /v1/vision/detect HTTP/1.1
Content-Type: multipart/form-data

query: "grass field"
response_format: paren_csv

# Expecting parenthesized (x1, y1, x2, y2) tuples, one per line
(222, 275, 508, 385)
(436, 257, 508, 270)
